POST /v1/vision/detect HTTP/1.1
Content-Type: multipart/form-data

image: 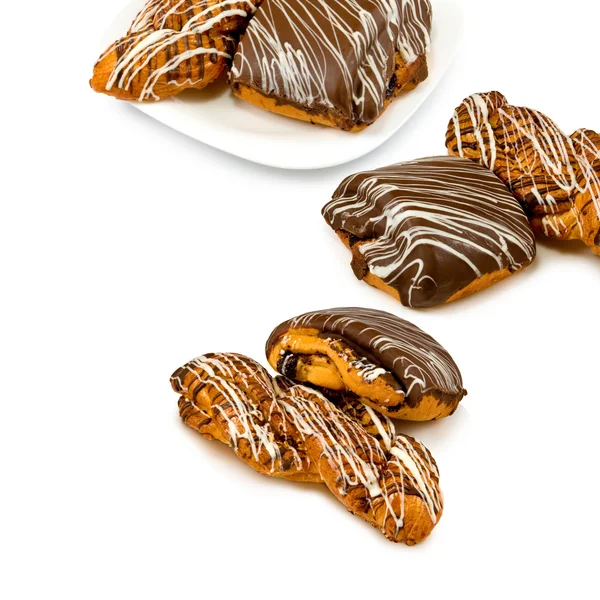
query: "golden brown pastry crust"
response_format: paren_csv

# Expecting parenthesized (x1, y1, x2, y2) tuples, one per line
(446, 91, 600, 255)
(172, 353, 444, 544)
(267, 329, 462, 421)
(91, 30, 233, 101)
(90, 0, 260, 101)
(231, 54, 428, 132)
(336, 230, 525, 306)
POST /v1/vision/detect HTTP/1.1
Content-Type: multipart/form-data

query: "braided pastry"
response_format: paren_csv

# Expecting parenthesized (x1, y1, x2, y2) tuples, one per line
(446, 91, 600, 255)
(266, 307, 466, 421)
(91, 0, 261, 101)
(172, 352, 443, 544)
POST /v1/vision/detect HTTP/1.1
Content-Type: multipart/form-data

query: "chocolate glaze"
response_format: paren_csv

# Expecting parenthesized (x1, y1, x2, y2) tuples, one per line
(230, 0, 432, 126)
(323, 156, 537, 308)
(266, 307, 466, 407)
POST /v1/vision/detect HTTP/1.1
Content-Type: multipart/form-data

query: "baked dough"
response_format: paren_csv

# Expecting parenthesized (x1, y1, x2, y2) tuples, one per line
(446, 91, 600, 255)
(172, 352, 444, 544)
(91, 0, 261, 101)
(266, 307, 467, 420)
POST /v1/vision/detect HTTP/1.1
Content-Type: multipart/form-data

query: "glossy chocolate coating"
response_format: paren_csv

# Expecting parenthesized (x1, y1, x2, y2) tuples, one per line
(266, 307, 466, 407)
(323, 156, 536, 307)
(230, 0, 432, 126)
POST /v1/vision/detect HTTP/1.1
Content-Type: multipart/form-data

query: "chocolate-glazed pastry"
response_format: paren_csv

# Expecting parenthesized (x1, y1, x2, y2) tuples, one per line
(172, 352, 443, 544)
(230, 0, 432, 131)
(322, 156, 536, 307)
(266, 307, 466, 420)
(446, 91, 600, 255)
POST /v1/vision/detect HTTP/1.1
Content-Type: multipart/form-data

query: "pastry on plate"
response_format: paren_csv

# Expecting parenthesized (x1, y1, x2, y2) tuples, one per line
(322, 156, 536, 307)
(91, 0, 261, 101)
(266, 307, 466, 420)
(230, 0, 432, 131)
(172, 352, 443, 544)
(446, 91, 600, 255)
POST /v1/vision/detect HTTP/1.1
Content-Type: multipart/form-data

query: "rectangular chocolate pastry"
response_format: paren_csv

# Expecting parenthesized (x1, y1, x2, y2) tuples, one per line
(230, 0, 432, 131)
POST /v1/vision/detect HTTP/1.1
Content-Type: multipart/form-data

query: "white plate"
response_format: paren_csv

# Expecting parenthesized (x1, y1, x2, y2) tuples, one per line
(100, 0, 463, 169)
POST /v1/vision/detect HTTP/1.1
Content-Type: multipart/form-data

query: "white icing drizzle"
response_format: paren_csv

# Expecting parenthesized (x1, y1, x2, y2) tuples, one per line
(451, 92, 500, 169)
(173, 352, 443, 538)
(231, 0, 431, 123)
(99, 0, 258, 101)
(279, 386, 442, 531)
(324, 158, 536, 307)
(129, 0, 164, 33)
(176, 353, 307, 474)
(396, 0, 431, 63)
(450, 93, 600, 241)
(154, 0, 257, 29)
(350, 357, 388, 383)
(280, 387, 383, 498)
(496, 106, 583, 206)
(363, 404, 395, 451)
(571, 129, 600, 227)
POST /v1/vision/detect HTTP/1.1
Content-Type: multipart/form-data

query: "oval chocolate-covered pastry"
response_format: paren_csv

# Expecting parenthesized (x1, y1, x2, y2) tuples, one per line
(266, 307, 466, 421)
(322, 156, 537, 307)
(230, 0, 432, 131)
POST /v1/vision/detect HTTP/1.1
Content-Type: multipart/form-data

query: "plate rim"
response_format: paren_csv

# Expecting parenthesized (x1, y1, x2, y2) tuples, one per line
(98, 0, 464, 170)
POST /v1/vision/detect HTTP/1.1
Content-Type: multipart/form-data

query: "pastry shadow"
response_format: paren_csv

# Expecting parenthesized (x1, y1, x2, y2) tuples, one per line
(175, 78, 230, 104)
(176, 412, 443, 548)
(391, 404, 469, 446)
(536, 236, 600, 263)
(401, 260, 542, 314)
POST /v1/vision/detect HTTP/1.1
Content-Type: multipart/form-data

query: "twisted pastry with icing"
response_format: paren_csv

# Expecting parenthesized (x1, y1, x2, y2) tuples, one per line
(446, 91, 600, 255)
(91, 0, 261, 101)
(172, 352, 443, 544)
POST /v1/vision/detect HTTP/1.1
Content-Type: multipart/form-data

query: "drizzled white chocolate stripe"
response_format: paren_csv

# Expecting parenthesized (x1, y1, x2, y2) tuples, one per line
(324, 158, 536, 307)
(397, 0, 431, 63)
(571, 129, 600, 231)
(448, 92, 600, 244)
(129, 0, 162, 33)
(174, 353, 308, 474)
(96, 0, 259, 101)
(105, 32, 231, 100)
(280, 385, 442, 530)
(231, 0, 431, 124)
(154, 0, 258, 30)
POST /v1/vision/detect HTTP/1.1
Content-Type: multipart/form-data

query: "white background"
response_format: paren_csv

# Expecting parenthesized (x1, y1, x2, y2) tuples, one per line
(2, 0, 599, 598)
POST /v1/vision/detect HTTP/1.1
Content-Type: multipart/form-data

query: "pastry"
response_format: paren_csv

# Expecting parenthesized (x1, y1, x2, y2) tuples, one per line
(91, 0, 261, 101)
(570, 129, 600, 252)
(322, 156, 536, 307)
(446, 91, 600, 255)
(266, 307, 466, 420)
(172, 352, 443, 544)
(230, 0, 432, 131)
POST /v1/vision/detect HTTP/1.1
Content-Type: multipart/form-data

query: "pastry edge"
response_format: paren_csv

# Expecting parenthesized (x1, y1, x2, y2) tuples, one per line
(230, 53, 428, 131)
